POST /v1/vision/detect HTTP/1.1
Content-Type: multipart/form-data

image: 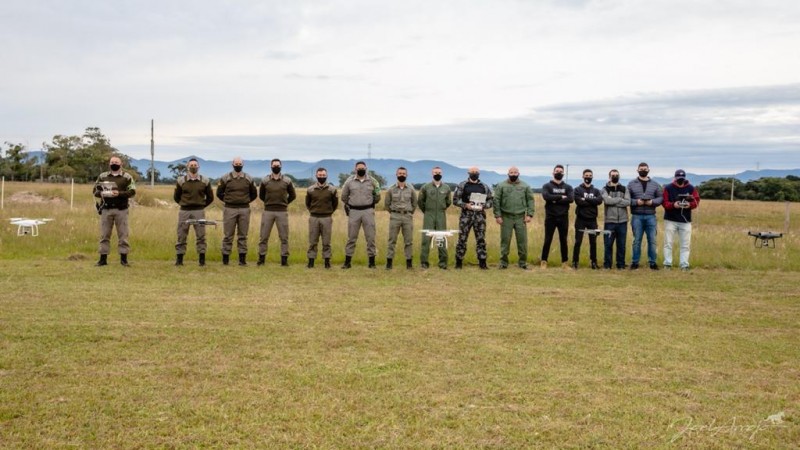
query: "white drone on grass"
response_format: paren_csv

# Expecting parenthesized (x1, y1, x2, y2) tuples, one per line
(421, 229, 459, 249)
(9, 218, 54, 236)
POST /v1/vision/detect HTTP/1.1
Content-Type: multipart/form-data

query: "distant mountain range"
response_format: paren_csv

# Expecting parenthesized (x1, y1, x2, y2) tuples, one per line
(129, 156, 800, 187)
(19, 151, 800, 186)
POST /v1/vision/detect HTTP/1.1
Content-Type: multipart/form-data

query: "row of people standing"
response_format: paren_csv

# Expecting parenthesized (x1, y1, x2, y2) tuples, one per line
(93, 156, 698, 270)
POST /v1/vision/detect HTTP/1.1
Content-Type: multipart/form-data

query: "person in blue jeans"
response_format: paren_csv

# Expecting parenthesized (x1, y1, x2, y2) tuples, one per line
(627, 162, 663, 270)
(601, 169, 630, 269)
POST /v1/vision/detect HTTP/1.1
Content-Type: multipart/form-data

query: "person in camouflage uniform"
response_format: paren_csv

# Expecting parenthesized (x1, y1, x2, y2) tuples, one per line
(341, 161, 381, 269)
(93, 155, 136, 266)
(452, 167, 493, 269)
(493, 166, 534, 269)
(384, 167, 417, 270)
(418, 166, 452, 269)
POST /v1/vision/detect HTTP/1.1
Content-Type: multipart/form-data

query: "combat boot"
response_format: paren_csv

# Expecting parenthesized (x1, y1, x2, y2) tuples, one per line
(120, 254, 129, 266)
(199, 253, 206, 266)
(175, 254, 184, 266)
(281, 256, 288, 267)
(324, 258, 331, 269)
(257, 254, 265, 266)
(368, 256, 376, 269)
(478, 258, 488, 270)
(222, 254, 230, 265)
(238, 253, 247, 266)
(341, 256, 352, 269)
(455, 258, 463, 269)
(386, 258, 393, 270)
(406, 259, 413, 270)
(307, 258, 315, 268)
(95, 254, 108, 266)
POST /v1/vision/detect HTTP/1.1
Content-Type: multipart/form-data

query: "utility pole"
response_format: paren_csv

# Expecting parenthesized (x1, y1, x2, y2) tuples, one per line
(730, 176, 735, 201)
(367, 143, 372, 162)
(150, 119, 155, 187)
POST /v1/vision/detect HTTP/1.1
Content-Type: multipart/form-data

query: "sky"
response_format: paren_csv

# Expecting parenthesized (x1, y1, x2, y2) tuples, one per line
(2, 0, 799, 176)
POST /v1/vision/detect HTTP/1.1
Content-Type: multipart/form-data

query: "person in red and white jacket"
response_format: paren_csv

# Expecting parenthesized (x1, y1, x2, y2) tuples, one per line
(662, 169, 700, 270)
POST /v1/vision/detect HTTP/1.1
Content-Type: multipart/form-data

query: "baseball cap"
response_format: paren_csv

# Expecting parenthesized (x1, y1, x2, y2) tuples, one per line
(674, 169, 686, 178)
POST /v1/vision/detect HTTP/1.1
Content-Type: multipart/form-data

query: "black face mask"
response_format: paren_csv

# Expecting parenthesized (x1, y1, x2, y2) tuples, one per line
(397, 176, 406, 183)
(433, 174, 442, 181)
(638, 170, 649, 178)
(356, 169, 367, 177)
(584, 177, 593, 185)
(188, 167, 198, 174)
(676, 177, 686, 185)
(553, 173, 564, 181)
(110, 164, 121, 171)
(509, 175, 518, 182)
(233, 165, 243, 173)
(317, 177, 327, 185)
(271, 166, 281, 174)
(469, 173, 479, 181)
(610, 175, 620, 183)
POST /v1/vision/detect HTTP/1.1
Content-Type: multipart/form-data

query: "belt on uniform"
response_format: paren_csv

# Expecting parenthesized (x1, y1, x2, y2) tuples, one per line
(348, 204, 374, 211)
(390, 210, 412, 214)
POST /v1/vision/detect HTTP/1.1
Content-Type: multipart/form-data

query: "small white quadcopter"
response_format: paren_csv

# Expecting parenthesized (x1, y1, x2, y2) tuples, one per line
(9, 218, 54, 236)
(579, 228, 613, 237)
(421, 229, 459, 249)
(185, 219, 218, 227)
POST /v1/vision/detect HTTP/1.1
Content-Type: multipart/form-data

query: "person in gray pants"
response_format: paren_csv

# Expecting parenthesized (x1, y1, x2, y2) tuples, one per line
(341, 161, 381, 269)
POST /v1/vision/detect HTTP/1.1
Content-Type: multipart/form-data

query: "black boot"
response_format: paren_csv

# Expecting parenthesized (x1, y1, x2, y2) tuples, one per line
(591, 261, 599, 270)
(478, 258, 488, 270)
(368, 256, 376, 269)
(257, 254, 265, 266)
(406, 259, 413, 269)
(455, 258, 463, 269)
(239, 253, 247, 266)
(199, 253, 206, 266)
(175, 254, 184, 266)
(386, 258, 393, 270)
(307, 258, 314, 268)
(341, 256, 352, 269)
(222, 254, 230, 265)
(95, 254, 108, 266)
(324, 258, 331, 269)
(281, 255, 288, 267)
(120, 254, 129, 266)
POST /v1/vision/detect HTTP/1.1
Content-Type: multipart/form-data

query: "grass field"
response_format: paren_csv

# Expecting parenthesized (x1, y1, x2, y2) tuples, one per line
(1, 181, 798, 447)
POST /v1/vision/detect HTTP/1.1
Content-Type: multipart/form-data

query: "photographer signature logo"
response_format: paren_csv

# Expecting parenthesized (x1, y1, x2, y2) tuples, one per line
(668, 412, 786, 443)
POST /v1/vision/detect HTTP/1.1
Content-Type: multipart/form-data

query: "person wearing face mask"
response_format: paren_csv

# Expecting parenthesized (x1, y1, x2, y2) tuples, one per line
(384, 167, 417, 269)
(418, 166, 452, 269)
(257, 158, 297, 267)
(540, 164, 574, 269)
(572, 169, 604, 269)
(341, 161, 381, 268)
(627, 162, 663, 270)
(305, 167, 339, 269)
(452, 167, 494, 269)
(662, 169, 700, 271)
(93, 156, 137, 266)
(601, 169, 631, 269)
(216, 156, 258, 265)
(173, 158, 214, 266)
(493, 166, 534, 269)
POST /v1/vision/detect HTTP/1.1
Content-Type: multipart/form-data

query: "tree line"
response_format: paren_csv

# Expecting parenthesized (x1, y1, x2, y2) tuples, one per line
(697, 176, 800, 202)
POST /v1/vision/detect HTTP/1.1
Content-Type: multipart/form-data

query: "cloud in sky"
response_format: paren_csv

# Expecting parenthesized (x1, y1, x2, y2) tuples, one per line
(2, 0, 799, 175)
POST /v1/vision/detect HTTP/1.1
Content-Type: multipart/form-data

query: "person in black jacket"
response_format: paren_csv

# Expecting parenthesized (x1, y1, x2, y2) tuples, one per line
(572, 169, 604, 269)
(540, 165, 574, 269)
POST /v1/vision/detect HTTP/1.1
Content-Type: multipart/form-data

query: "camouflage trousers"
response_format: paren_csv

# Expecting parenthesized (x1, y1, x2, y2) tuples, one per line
(455, 210, 487, 260)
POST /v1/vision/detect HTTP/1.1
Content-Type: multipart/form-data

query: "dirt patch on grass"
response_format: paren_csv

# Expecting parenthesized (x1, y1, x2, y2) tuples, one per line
(9, 191, 67, 205)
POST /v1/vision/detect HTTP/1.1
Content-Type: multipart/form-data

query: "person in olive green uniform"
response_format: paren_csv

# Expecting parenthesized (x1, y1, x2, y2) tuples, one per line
(93, 156, 136, 266)
(384, 167, 417, 270)
(216, 157, 258, 265)
(257, 158, 297, 267)
(173, 158, 214, 266)
(305, 167, 339, 269)
(418, 166, 452, 269)
(493, 166, 534, 269)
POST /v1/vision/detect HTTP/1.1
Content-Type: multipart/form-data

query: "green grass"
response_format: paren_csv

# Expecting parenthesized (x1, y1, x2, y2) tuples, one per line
(0, 182, 799, 447)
